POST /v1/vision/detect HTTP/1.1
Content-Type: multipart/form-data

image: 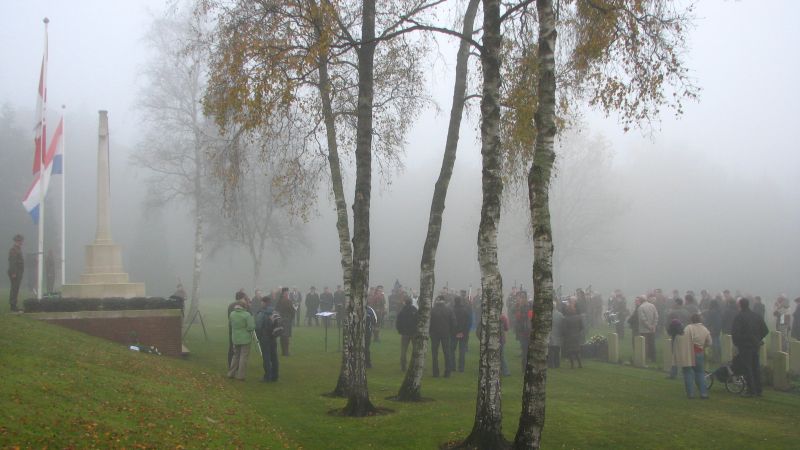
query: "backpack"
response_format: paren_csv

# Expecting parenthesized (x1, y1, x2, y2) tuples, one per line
(261, 311, 284, 338)
(667, 318, 684, 338)
(269, 312, 284, 337)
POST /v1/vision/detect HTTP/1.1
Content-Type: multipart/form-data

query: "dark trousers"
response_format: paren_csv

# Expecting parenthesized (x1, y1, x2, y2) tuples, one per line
(642, 332, 656, 362)
(452, 336, 468, 372)
(431, 335, 451, 377)
(615, 321, 625, 339)
(260, 339, 279, 381)
(365, 331, 372, 368)
(547, 345, 561, 368)
(738, 347, 762, 395)
(9, 276, 21, 312)
(306, 314, 318, 326)
(280, 336, 290, 356)
(46, 275, 54, 295)
(400, 335, 412, 371)
(566, 349, 582, 368)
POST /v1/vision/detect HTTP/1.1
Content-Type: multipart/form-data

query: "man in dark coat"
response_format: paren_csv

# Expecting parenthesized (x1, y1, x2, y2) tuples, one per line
(7, 234, 24, 312)
(452, 296, 473, 372)
(276, 288, 295, 356)
(305, 286, 320, 326)
(333, 285, 346, 328)
(668, 297, 690, 327)
(562, 305, 584, 369)
(319, 286, 334, 312)
(721, 298, 738, 335)
(255, 298, 280, 382)
(704, 300, 723, 362)
(429, 296, 456, 377)
(290, 287, 302, 326)
(752, 296, 766, 320)
(731, 297, 769, 396)
(395, 298, 418, 371)
(627, 296, 642, 351)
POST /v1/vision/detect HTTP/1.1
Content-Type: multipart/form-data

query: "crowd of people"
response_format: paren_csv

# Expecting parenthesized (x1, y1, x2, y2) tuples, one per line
(223, 282, 483, 382)
(221, 279, 799, 398)
(603, 288, 798, 398)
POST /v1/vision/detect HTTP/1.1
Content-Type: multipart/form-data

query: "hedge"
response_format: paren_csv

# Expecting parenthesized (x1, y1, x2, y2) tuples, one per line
(23, 297, 184, 313)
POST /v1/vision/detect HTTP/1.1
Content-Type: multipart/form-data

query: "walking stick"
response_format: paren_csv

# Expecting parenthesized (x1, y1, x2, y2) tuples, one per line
(252, 331, 262, 356)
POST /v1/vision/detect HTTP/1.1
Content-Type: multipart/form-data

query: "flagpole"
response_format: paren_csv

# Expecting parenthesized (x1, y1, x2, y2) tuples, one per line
(61, 104, 66, 288)
(37, 17, 49, 300)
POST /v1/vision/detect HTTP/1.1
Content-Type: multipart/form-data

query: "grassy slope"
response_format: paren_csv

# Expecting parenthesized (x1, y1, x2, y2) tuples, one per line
(2, 298, 799, 449)
(0, 313, 293, 448)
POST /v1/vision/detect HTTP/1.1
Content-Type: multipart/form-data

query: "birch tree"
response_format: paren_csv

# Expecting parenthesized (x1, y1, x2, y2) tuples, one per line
(512, 1, 556, 447)
(512, 1, 697, 447)
(205, 125, 312, 290)
(133, 11, 214, 325)
(456, 0, 507, 446)
(396, 0, 480, 402)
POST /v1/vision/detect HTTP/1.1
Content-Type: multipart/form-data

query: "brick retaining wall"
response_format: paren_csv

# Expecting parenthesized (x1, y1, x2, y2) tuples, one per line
(28, 309, 183, 357)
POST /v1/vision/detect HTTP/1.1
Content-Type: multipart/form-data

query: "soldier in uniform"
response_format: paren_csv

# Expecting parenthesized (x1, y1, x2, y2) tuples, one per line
(305, 286, 320, 326)
(7, 235, 24, 312)
(45, 249, 55, 295)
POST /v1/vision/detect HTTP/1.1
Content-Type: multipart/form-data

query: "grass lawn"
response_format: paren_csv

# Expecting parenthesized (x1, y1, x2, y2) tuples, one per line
(1, 297, 798, 449)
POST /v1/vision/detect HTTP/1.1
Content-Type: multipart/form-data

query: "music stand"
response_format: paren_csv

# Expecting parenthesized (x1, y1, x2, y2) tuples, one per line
(316, 311, 336, 351)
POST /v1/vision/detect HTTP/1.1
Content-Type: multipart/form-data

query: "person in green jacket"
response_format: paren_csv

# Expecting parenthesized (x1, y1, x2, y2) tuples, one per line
(228, 301, 256, 381)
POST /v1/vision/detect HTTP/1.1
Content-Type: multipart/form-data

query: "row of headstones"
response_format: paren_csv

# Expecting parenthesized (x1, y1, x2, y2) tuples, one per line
(605, 331, 799, 391)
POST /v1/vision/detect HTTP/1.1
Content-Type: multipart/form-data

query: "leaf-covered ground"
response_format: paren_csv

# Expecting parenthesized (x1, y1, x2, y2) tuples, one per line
(2, 299, 799, 449)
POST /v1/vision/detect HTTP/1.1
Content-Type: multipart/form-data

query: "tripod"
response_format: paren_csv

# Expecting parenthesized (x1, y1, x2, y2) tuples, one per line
(182, 307, 209, 342)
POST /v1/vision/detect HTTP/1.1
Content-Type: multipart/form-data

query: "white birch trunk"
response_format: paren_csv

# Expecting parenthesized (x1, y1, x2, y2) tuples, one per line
(463, 0, 507, 447)
(514, 0, 557, 448)
(341, 0, 377, 416)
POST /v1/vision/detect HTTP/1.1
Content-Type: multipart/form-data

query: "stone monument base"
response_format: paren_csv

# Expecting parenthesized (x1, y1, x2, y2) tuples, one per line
(62, 282, 145, 299)
(63, 239, 145, 299)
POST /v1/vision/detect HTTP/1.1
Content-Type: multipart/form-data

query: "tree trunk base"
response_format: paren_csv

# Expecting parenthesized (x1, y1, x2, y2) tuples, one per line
(392, 383, 425, 402)
(329, 398, 392, 417)
(512, 416, 542, 450)
(325, 375, 349, 398)
(442, 429, 509, 450)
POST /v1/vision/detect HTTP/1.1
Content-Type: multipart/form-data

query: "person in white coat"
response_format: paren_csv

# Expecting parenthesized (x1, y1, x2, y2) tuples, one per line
(674, 313, 712, 399)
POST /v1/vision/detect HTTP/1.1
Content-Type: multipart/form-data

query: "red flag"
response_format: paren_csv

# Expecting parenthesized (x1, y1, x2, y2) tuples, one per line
(33, 23, 48, 176)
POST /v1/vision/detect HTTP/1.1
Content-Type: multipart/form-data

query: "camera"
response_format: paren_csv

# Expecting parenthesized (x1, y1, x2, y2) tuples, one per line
(603, 311, 619, 325)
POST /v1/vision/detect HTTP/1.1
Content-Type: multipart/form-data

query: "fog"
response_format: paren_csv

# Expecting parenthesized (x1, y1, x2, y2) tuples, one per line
(1, 0, 798, 306)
